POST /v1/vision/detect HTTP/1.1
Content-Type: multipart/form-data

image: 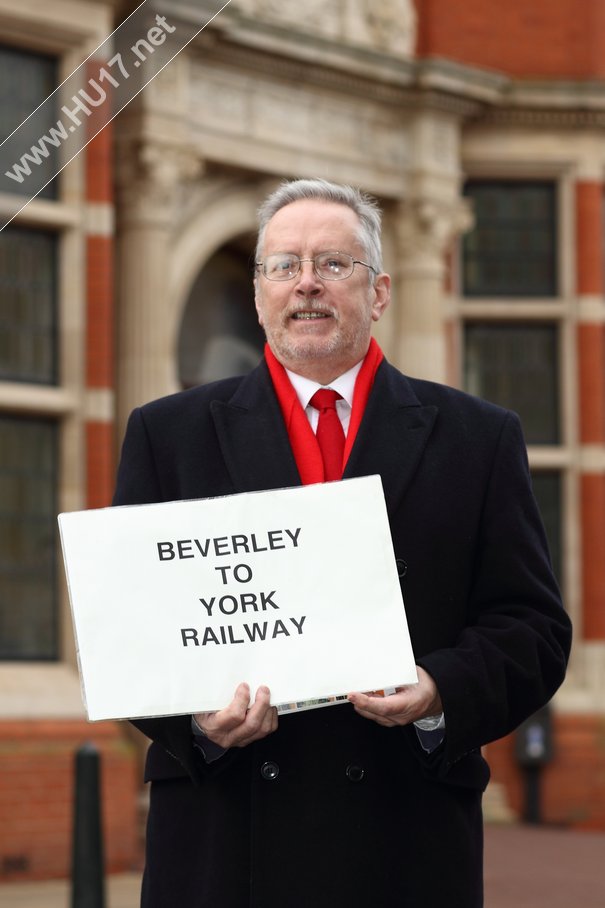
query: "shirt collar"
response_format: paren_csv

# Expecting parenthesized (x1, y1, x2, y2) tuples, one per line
(285, 360, 363, 412)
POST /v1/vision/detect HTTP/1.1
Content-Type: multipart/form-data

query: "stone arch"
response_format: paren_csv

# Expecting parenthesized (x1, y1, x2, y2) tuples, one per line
(167, 181, 273, 386)
(176, 237, 265, 388)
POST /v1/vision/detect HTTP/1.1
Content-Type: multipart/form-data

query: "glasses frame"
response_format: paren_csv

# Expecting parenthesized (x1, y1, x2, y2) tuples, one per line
(255, 250, 378, 282)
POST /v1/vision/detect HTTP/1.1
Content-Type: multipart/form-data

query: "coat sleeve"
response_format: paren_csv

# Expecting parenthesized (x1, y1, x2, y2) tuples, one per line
(113, 407, 236, 785)
(113, 407, 164, 506)
(417, 411, 572, 769)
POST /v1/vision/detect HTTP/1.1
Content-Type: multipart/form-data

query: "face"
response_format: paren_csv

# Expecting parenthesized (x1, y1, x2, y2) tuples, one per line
(254, 199, 390, 383)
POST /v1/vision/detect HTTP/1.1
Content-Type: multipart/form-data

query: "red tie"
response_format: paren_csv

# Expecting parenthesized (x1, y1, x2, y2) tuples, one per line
(310, 389, 345, 481)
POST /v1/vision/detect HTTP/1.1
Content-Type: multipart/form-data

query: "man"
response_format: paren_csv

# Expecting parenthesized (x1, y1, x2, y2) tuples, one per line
(113, 179, 571, 907)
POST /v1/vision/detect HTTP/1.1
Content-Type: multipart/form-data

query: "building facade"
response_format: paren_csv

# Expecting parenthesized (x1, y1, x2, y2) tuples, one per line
(0, 0, 604, 881)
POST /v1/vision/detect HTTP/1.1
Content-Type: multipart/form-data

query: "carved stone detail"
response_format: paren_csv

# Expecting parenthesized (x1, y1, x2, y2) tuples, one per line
(116, 140, 203, 221)
(235, 0, 416, 58)
(189, 63, 410, 172)
(397, 197, 473, 266)
(358, 0, 417, 56)
(236, 0, 340, 38)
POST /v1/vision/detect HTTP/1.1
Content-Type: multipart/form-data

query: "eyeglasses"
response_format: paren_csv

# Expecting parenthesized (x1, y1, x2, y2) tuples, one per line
(256, 251, 377, 282)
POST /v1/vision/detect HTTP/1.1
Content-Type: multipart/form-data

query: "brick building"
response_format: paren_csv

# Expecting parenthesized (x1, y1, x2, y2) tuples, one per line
(0, 0, 604, 881)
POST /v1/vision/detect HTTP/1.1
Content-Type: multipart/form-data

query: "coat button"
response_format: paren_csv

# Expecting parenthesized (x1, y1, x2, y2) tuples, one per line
(345, 764, 365, 783)
(260, 761, 280, 781)
(396, 558, 408, 578)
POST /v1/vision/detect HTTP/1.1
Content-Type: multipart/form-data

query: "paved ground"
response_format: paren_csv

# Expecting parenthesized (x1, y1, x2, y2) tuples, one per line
(484, 823, 604, 907)
(0, 872, 138, 908)
(1, 823, 604, 907)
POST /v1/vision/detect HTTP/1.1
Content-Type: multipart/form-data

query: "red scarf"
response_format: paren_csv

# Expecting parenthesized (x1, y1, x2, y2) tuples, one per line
(265, 339, 384, 485)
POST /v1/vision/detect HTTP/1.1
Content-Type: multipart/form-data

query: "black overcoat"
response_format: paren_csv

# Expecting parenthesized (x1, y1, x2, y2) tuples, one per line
(113, 357, 571, 908)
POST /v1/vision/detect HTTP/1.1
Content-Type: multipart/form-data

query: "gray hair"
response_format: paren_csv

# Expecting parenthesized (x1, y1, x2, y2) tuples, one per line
(255, 178, 384, 278)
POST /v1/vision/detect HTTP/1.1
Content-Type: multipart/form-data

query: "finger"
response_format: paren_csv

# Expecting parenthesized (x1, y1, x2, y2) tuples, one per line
(237, 707, 279, 747)
(350, 705, 397, 727)
(260, 705, 279, 736)
(252, 684, 272, 708)
(239, 686, 273, 736)
(205, 682, 251, 734)
(349, 692, 417, 727)
(200, 685, 278, 749)
(270, 706, 279, 732)
(233, 702, 279, 748)
(231, 681, 253, 714)
(348, 691, 408, 716)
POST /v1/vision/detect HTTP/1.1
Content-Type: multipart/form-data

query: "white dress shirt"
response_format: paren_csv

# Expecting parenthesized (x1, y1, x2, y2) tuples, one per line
(285, 360, 362, 435)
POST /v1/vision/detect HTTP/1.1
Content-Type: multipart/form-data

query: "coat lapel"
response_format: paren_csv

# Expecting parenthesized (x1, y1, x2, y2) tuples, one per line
(343, 361, 438, 517)
(210, 361, 302, 493)
(210, 357, 438, 515)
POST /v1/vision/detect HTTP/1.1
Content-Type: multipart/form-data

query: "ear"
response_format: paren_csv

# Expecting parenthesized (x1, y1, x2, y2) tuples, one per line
(371, 273, 391, 322)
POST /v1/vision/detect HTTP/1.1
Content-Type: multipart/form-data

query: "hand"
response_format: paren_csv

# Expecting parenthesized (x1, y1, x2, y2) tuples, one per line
(347, 666, 443, 728)
(193, 682, 278, 749)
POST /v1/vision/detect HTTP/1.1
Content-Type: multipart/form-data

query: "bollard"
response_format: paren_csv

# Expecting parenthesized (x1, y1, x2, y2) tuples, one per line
(71, 742, 106, 908)
(514, 704, 554, 825)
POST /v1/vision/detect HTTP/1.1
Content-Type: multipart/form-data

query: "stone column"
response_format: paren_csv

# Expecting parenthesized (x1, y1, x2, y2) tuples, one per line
(115, 139, 201, 435)
(393, 196, 472, 383)
(389, 106, 473, 383)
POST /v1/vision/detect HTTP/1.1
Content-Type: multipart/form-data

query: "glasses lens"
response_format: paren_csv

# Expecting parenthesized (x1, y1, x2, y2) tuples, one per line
(315, 252, 354, 280)
(264, 254, 299, 280)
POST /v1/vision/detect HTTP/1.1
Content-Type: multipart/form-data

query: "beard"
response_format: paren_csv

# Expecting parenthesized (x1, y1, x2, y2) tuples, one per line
(259, 298, 374, 370)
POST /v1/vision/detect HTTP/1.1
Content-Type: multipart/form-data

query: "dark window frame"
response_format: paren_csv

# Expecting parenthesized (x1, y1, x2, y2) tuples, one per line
(530, 470, 562, 586)
(0, 224, 59, 385)
(462, 180, 558, 298)
(0, 414, 59, 661)
(463, 320, 560, 446)
(0, 43, 59, 201)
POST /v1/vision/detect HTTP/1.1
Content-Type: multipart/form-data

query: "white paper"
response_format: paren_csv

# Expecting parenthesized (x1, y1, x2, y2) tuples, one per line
(58, 475, 417, 721)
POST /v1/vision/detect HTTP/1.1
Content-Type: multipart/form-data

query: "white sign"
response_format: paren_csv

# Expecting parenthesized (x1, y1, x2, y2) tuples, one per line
(58, 475, 417, 721)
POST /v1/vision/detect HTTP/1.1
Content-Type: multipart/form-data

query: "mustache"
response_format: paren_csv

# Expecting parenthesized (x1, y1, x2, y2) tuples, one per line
(285, 301, 337, 318)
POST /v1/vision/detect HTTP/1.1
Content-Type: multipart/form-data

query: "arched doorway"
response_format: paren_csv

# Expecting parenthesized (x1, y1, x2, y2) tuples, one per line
(177, 233, 265, 388)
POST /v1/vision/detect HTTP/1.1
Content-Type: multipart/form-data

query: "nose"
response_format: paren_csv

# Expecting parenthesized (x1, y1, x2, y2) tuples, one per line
(295, 259, 322, 296)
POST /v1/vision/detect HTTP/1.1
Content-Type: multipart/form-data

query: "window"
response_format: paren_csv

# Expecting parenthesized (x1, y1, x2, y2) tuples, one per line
(0, 416, 58, 659)
(0, 226, 58, 384)
(0, 44, 58, 200)
(0, 48, 61, 660)
(0, 225, 60, 658)
(463, 181, 557, 297)
(461, 177, 564, 591)
(464, 322, 559, 445)
(531, 471, 562, 584)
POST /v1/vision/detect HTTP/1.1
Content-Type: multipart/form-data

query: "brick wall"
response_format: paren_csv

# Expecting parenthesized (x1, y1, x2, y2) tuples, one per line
(0, 56, 125, 885)
(415, 0, 605, 79)
(487, 714, 605, 829)
(86, 233, 114, 391)
(575, 181, 605, 642)
(0, 720, 140, 881)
